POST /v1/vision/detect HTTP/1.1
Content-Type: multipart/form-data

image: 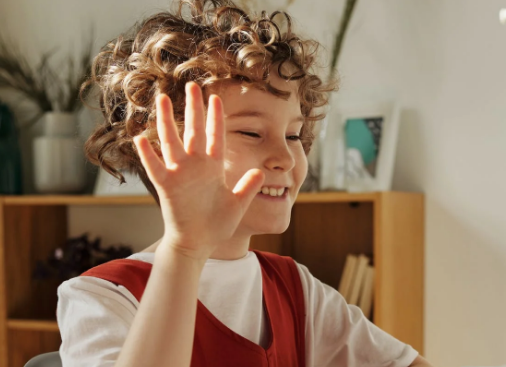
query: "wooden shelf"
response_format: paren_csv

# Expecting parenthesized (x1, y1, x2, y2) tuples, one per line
(0, 191, 425, 366)
(7, 320, 59, 332)
(0, 195, 156, 206)
(0, 191, 395, 206)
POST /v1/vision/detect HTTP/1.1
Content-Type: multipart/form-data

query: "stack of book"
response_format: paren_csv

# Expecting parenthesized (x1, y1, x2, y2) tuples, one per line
(338, 253, 375, 319)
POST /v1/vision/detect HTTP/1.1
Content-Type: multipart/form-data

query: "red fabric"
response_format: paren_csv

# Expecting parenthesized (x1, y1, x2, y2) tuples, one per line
(81, 250, 306, 367)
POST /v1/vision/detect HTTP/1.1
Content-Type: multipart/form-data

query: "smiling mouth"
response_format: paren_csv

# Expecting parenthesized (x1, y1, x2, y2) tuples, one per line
(256, 187, 289, 200)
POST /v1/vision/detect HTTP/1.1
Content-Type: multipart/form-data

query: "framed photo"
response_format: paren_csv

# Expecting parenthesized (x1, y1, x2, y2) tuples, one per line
(340, 100, 401, 192)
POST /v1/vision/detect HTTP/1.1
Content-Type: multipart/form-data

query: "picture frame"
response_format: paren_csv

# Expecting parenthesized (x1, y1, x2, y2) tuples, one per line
(339, 100, 401, 192)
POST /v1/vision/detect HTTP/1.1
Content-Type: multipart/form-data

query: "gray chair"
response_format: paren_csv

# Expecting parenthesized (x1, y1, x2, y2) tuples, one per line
(24, 351, 62, 367)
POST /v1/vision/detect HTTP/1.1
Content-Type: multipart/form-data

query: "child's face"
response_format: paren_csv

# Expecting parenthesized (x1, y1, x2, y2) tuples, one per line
(211, 74, 308, 235)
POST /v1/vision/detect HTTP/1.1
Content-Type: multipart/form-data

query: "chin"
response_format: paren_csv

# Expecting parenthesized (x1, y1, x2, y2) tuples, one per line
(250, 218, 291, 235)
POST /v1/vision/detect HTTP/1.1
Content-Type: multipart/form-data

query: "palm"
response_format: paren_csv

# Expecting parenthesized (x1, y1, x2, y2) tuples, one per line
(134, 82, 264, 260)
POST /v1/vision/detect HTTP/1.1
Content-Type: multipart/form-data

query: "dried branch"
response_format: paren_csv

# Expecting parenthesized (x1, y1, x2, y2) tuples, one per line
(0, 31, 93, 123)
(329, 0, 359, 81)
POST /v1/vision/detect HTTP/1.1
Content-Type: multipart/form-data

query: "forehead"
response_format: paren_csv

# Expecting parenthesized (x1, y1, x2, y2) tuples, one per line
(206, 74, 301, 114)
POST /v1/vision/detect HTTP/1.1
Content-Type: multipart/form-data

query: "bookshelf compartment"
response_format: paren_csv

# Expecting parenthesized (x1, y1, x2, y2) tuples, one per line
(0, 192, 424, 367)
(290, 202, 374, 292)
(7, 319, 59, 332)
(3, 205, 66, 320)
(7, 328, 61, 367)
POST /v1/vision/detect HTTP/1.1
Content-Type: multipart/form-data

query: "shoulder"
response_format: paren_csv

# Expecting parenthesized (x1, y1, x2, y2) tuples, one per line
(251, 249, 297, 271)
(81, 258, 153, 280)
(57, 272, 139, 366)
(81, 257, 153, 302)
(57, 272, 139, 310)
(58, 257, 154, 309)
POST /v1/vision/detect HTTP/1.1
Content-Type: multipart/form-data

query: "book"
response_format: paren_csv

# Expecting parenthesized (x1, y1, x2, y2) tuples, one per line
(348, 254, 370, 305)
(338, 254, 358, 300)
(358, 265, 375, 319)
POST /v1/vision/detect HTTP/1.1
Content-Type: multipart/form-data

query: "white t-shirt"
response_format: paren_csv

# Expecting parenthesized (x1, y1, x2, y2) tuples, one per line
(56, 251, 419, 367)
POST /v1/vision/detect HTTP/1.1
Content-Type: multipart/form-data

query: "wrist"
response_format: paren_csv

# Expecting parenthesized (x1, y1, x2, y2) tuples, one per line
(154, 239, 207, 270)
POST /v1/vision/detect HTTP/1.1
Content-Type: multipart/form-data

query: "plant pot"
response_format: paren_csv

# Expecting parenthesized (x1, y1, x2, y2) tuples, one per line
(32, 112, 86, 194)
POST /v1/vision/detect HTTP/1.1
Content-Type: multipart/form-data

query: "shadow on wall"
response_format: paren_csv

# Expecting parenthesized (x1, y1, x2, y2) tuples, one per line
(392, 108, 427, 193)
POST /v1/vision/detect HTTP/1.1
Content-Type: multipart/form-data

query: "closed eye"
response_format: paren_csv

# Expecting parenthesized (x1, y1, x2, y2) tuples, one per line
(238, 131, 302, 141)
(239, 131, 261, 138)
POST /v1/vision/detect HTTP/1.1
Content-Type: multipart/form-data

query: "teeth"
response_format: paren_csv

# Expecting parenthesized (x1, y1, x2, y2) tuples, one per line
(259, 187, 286, 196)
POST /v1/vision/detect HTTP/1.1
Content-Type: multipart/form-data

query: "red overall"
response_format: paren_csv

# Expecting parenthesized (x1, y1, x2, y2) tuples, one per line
(81, 250, 306, 367)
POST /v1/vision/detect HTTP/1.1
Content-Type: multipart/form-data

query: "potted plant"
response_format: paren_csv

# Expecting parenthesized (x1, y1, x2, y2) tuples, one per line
(0, 35, 93, 194)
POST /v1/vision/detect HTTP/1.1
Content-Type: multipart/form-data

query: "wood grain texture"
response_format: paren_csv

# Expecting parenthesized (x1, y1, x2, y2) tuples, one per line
(1, 192, 378, 206)
(373, 192, 425, 354)
(290, 202, 374, 292)
(4, 205, 67, 320)
(7, 329, 61, 367)
(7, 319, 59, 332)
(250, 233, 284, 254)
(0, 198, 8, 367)
(2, 195, 155, 206)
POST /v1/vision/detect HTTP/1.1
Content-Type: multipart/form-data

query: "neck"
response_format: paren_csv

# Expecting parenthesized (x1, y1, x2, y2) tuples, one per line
(140, 236, 251, 261)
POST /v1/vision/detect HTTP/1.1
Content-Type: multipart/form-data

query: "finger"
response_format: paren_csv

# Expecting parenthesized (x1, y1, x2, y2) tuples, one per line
(183, 82, 206, 155)
(232, 169, 265, 213)
(206, 94, 225, 160)
(134, 135, 168, 187)
(156, 94, 185, 165)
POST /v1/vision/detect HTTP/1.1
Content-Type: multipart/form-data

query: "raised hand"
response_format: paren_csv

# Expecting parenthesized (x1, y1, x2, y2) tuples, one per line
(133, 82, 265, 262)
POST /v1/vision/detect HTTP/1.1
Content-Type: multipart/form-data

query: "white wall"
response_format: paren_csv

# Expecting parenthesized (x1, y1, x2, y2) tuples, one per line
(1, 0, 505, 366)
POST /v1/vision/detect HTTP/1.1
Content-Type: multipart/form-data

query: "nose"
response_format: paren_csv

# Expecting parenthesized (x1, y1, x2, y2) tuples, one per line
(262, 138, 296, 172)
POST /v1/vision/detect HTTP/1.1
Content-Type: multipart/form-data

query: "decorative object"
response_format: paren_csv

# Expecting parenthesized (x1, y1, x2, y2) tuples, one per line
(33, 112, 87, 193)
(93, 168, 150, 196)
(0, 34, 93, 194)
(339, 100, 400, 192)
(299, 0, 359, 192)
(0, 35, 93, 125)
(32, 233, 133, 282)
(0, 101, 23, 194)
(318, 91, 347, 191)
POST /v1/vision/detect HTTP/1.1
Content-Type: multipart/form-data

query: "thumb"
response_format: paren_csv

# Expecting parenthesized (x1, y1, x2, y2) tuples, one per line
(232, 169, 265, 213)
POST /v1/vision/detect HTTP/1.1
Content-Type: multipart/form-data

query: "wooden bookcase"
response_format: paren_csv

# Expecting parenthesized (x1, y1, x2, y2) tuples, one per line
(0, 191, 424, 367)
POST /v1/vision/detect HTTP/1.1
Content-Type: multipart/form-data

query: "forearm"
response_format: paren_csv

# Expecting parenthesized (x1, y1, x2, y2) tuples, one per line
(114, 243, 204, 367)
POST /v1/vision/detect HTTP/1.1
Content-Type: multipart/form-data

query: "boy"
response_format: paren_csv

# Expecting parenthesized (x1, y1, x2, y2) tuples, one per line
(57, 0, 434, 366)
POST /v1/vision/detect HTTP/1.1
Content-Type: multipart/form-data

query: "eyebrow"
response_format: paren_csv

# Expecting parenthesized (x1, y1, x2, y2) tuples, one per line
(225, 110, 305, 124)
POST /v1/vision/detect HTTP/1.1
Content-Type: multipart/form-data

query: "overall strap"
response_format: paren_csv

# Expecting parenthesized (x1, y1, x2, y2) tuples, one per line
(81, 259, 152, 302)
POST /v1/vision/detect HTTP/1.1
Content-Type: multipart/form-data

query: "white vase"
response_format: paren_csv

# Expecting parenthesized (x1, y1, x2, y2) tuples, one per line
(93, 168, 149, 196)
(33, 112, 86, 194)
(318, 92, 347, 191)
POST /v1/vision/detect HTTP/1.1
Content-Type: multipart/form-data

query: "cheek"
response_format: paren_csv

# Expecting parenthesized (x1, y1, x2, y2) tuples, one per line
(223, 148, 257, 188)
(296, 153, 309, 186)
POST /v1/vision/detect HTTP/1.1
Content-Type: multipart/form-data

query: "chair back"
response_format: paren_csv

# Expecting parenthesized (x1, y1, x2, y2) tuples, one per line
(24, 351, 62, 367)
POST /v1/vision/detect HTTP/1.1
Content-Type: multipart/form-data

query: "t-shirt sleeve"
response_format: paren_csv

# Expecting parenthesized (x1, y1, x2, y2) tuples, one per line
(295, 262, 419, 367)
(56, 276, 139, 367)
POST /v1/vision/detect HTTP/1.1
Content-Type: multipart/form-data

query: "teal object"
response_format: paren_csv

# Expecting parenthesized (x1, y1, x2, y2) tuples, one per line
(345, 118, 377, 165)
(0, 102, 23, 194)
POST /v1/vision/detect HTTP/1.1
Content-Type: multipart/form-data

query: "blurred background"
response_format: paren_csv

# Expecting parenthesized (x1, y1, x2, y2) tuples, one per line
(0, 0, 505, 366)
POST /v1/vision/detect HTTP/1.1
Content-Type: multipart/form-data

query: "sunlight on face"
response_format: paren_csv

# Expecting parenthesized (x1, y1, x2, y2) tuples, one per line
(210, 73, 309, 236)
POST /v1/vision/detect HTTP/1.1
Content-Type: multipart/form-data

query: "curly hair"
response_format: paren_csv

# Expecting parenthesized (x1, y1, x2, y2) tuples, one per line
(83, 0, 337, 207)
